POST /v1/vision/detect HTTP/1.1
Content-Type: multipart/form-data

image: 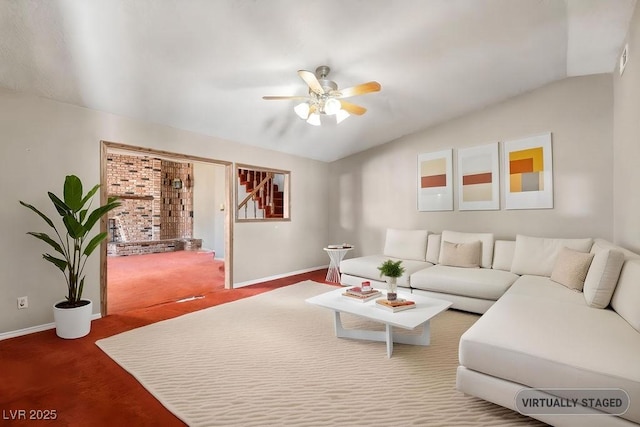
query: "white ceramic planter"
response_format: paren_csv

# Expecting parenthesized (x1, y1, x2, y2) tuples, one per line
(53, 300, 93, 339)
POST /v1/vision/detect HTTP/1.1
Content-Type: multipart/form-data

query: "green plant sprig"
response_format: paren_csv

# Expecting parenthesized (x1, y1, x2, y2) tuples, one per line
(378, 259, 405, 278)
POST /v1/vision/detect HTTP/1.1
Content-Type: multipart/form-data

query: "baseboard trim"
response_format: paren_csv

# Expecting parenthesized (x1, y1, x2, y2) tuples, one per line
(0, 313, 102, 341)
(233, 265, 328, 288)
(2, 267, 328, 339)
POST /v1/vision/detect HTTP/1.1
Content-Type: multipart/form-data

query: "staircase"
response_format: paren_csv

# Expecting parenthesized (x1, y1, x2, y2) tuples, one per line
(237, 169, 284, 219)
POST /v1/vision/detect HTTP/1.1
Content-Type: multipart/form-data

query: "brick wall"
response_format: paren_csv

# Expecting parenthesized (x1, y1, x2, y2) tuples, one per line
(106, 154, 194, 245)
(160, 159, 194, 239)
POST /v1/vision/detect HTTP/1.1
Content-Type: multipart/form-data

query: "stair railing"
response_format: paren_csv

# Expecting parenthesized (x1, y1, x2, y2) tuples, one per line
(238, 172, 274, 216)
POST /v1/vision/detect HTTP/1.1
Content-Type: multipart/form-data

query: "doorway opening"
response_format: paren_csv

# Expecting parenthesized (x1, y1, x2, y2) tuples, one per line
(99, 141, 233, 316)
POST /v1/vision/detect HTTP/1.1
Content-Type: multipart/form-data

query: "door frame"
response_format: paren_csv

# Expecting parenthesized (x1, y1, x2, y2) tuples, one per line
(99, 140, 234, 316)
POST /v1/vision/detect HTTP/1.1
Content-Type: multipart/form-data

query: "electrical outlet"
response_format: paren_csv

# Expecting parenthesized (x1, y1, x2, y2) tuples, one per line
(17, 296, 28, 309)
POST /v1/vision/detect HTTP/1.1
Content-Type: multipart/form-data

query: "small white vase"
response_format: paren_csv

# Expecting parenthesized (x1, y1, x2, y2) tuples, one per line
(386, 277, 398, 301)
(53, 300, 93, 339)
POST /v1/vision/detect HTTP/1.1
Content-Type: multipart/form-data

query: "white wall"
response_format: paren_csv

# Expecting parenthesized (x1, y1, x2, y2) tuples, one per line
(193, 162, 224, 256)
(328, 75, 614, 256)
(613, 3, 640, 253)
(2, 48, 630, 336)
(212, 165, 226, 258)
(0, 89, 329, 333)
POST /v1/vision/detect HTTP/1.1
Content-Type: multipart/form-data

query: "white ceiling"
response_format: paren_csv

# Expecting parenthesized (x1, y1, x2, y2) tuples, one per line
(0, 0, 636, 162)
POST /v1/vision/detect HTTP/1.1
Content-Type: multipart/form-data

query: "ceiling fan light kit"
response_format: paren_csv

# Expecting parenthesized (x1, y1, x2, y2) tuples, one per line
(294, 102, 310, 119)
(323, 98, 341, 115)
(335, 109, 350, 124)
(264, 65, 381, 126)
(306, 113, 321, 126)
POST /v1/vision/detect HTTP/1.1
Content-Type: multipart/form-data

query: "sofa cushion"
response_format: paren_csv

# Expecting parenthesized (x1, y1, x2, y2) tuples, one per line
(510, 235, 593, 277)
(549, 247, 594, 291)
(459, 277, 640, 425)
(583, 248, 624, 308)
(440, 230, 494, 268)
(410, 265, 518, 300)
(425, 234, 441, 264)
(611, 259, 640, 333)
(339, 255, 432, 287)
(505, 275, 588, 303)
(492, 240, 515, 271)
(440, 241, 481, 268)
(383, 229, 429, 261)
(592, 238, 640, 261)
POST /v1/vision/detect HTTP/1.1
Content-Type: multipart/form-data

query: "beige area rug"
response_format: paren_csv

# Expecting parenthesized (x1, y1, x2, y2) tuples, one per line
(96, 281, 544, 426)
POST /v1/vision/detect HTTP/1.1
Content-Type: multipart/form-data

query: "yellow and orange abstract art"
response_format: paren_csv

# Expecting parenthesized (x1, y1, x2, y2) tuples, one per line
(509, 147, 544, 193)
(503, 133, 553, 210)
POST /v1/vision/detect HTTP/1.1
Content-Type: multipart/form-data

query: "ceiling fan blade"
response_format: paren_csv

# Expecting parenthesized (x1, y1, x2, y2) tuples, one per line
(340, 101, 367, 116)
(298, 70, 325, 95)
(262, 95, 309, 101)
(333, 81, 381, 98)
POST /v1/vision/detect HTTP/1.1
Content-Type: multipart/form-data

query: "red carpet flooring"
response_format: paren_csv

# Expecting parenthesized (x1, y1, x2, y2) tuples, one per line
(107, 250, 225, 313)
(0, 265, 333, 426)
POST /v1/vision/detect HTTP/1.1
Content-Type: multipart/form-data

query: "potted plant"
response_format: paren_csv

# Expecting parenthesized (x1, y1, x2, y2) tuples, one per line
(20, 175, 120, 339)
(378, 259, 405, 301)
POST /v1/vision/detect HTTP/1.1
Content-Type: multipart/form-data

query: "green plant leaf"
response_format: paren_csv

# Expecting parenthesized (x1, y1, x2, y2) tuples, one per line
(48, 192, 71, 216)
(19, 201, 55, 228)
(63, 215, 85, 239)
(84, 232, 107, 257)
(26, 232, 64, 254)
(84, 202, 120, 232)
(79, 209, 88, 223)
(63, 175, 83, 212)
(43, 254, 68, 272)
(80, 184, 100, 209)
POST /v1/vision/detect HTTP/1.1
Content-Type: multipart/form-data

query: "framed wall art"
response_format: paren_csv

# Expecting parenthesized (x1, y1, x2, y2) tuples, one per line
(503, 133, 553, 210)
(417, 149, 453, 211)
(457, 142, 500, 211)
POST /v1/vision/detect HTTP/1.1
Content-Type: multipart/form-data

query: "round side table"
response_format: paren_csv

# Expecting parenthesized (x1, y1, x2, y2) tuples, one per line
(323, 246, 353, 283)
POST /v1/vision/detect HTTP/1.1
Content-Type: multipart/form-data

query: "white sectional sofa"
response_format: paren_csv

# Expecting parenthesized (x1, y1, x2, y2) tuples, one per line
(339, 229, 640, 425)
(340, 228, 520, 313)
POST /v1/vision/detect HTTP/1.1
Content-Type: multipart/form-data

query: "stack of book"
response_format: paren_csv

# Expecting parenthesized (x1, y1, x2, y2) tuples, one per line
(342, 286, 382, 302)
(375, 298, 416, 312)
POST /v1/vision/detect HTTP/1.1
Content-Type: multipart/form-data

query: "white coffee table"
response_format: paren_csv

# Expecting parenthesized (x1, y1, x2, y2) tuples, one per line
(305, 287, 452, 357)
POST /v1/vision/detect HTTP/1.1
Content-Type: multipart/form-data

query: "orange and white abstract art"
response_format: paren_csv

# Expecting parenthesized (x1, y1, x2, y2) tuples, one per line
(457, 142, 500, 211)
(418, 149, 453, 211)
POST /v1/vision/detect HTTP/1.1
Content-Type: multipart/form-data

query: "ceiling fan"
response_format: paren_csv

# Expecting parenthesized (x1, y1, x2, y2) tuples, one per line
(263, 65, 381, 126)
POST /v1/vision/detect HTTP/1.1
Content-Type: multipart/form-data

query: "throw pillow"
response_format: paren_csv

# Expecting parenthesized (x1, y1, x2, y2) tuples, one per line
(583, 249, 625, 308)
(550, 247, 595, 291)
(440, 240, 481, 268)
(440, 230, 494, 268)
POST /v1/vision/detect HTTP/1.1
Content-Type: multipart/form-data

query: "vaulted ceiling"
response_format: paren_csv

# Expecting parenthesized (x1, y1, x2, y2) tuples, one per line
(0, 0, 636, 162)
